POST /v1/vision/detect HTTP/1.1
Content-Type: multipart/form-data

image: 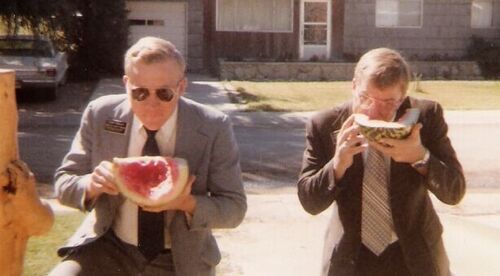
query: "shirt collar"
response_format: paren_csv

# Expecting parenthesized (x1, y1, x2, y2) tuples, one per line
(132, 106, 179, 138)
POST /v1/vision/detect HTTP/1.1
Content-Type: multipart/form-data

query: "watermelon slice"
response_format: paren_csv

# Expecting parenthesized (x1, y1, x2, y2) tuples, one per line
(354, 108, 420, 142)
(113, 156, 189, 207)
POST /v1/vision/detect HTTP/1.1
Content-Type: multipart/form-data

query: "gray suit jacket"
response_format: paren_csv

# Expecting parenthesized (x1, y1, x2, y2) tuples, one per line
(55, 94, 247, 275)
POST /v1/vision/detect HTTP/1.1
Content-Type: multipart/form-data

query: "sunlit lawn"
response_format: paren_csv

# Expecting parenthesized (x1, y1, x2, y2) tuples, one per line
(228, 81, 500, 112)
(24, 212, 85, 276)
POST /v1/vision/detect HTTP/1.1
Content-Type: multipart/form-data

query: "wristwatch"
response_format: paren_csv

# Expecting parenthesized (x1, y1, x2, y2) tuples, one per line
(411, 148, 430, 169)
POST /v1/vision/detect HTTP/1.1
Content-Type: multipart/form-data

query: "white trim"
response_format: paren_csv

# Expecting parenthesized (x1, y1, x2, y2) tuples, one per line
(215, 0, 294, 33)
(471, 0, 498, 28)
(126, 1, 188, 59)
(299, 0, 331, 60)
(184, 2, 188, 59)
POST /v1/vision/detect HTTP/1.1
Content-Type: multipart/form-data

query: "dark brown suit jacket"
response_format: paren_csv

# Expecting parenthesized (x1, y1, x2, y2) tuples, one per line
(297, 97, 466, 276)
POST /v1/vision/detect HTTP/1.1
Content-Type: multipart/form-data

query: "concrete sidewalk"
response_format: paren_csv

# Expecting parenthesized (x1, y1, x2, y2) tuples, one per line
(219, 191, 500, 276)
(46, 190, 500, 276)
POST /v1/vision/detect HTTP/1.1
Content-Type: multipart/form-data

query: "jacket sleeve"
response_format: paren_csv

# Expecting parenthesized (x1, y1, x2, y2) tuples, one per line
(422, 102, 466, 205)
(189, 115, 247, 231)
(297, 116, 338, 215)
(54, 102, 95, 212)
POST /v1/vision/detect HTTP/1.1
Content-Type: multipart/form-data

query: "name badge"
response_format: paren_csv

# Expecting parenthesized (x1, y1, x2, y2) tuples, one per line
(104, 119, 127, 134)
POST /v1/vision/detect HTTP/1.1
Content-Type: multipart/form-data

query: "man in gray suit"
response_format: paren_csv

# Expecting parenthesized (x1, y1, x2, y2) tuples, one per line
(49, 37, 247, 275)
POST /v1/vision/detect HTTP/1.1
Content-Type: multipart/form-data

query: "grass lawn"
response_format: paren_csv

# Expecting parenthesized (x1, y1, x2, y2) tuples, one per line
(228, 80, 500, 112)
(24, 212, 85, 276)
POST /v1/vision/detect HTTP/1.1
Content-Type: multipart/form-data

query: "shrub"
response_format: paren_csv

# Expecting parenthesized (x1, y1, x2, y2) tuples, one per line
(468, 36, 500, 79)
(0, 0, 129, 80)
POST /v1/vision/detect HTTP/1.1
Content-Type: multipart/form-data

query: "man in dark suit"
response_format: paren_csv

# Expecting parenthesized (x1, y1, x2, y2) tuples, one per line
(49, 37, 247, 275)
(297, 48, 465, 276)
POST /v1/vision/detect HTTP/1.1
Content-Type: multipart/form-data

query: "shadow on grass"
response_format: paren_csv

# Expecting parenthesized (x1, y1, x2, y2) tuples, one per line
(24, 212, 85, 276)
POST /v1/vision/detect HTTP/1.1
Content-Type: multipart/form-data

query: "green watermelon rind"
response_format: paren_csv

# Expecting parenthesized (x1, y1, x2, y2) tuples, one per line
(354, 113, 415, 142)
(112, 156, 189, 207)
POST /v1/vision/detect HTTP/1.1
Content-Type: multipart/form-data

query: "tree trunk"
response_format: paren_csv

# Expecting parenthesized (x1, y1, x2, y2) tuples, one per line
(0, 70, 54, 276)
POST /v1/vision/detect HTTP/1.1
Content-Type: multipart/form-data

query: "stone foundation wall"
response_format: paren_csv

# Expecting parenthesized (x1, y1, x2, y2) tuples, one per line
(220, 61, 482, 81)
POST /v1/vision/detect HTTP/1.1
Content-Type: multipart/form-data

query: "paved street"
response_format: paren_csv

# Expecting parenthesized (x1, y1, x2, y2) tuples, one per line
(17, 76, 500, 275)
(17, 82, 93, 186)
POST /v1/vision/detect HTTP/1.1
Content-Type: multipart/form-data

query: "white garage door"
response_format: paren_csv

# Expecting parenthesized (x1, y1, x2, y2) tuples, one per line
(127, 1, 187, 57)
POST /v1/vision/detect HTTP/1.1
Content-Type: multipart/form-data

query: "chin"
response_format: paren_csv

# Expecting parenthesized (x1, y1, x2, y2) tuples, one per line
(141, 118, 165, 131)
(143, 122, 162, 131)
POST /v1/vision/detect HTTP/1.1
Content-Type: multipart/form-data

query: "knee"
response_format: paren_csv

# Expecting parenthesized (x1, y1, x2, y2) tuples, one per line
(48, 260, 82, 276)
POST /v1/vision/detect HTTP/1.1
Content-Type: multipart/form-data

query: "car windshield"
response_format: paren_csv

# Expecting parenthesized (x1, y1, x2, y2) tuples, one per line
(0, 39, 54, 57)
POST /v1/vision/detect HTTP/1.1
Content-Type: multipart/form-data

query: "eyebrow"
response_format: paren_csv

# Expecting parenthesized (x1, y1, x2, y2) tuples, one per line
(359, 93, 401, 102)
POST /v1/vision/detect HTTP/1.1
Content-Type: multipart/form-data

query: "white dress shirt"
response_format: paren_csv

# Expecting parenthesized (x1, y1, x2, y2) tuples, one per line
(112, 107, 178, 248)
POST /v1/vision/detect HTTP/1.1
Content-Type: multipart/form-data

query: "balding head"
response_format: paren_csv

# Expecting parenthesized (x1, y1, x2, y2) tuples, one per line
(124, 36, 186, 75)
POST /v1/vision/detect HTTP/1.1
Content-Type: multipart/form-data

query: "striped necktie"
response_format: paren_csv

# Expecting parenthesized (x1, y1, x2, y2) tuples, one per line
(361, 147, 393, 255)
(138, 128, 165, 261)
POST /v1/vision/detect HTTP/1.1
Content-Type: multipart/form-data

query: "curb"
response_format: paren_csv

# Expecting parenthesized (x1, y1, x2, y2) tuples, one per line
(18, 111, 82, 127)
(17, 77, 500, 129)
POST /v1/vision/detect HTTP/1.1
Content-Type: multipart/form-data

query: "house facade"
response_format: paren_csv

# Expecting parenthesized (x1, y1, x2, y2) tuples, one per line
(126, 0, 205, 71)
(126, 0, 500, 73)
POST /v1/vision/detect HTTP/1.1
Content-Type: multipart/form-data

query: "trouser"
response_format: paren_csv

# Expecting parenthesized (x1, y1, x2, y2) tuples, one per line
(355, 242, 411, 276)
(48, 231, 175, 276)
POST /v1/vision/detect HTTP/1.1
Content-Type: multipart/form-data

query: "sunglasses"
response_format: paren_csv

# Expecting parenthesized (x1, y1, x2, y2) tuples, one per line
(131, 87, 176, 102)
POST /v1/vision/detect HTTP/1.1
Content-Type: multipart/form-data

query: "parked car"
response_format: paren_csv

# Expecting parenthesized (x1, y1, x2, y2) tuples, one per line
(0, 35, 68, 100)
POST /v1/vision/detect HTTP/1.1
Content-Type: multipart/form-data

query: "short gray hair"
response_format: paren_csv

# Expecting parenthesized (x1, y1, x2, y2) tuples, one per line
(124, 36, 186, 75)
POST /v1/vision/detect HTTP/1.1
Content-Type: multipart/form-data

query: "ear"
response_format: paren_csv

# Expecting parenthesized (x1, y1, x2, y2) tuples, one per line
(178, 76, 188, 96)
(351, 78, 357, 95)
(123, 75, 128, 86)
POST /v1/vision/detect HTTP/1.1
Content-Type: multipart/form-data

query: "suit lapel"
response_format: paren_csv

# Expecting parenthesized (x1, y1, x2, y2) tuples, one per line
(394, 97, 412, 122)
(389, 97, 415, 223)
(102, 98, 133, 160)
(168, 98, 209, 228)
(174, 98, 209, 175)
(101, 97, 133, 208)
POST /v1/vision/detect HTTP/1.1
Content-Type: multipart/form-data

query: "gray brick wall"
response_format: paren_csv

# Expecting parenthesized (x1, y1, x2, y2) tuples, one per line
(187, 0, 204, 72)
(343, 0, 499, 60)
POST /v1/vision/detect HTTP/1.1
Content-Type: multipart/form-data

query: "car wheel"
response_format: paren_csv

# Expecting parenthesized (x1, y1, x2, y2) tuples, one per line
(45, 86, 57, 101)
(59, 73, 68, 87)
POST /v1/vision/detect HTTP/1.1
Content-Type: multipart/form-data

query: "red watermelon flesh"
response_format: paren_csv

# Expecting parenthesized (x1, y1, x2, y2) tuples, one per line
(113, 156, 188, 207)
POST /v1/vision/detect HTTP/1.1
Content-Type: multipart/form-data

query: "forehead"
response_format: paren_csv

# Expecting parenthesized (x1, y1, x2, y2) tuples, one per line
(127, 60, 183, 85)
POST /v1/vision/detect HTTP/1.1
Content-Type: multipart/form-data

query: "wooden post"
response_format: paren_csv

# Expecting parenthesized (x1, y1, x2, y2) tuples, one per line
(0, 70, 54, 276)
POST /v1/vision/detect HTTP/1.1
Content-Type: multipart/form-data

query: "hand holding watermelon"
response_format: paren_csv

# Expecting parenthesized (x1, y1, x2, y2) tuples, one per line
(368, 122, 428, 165)
(140, 174, 196, 214)
(86, 161, 119, 201)
(332, 114, 368, 181)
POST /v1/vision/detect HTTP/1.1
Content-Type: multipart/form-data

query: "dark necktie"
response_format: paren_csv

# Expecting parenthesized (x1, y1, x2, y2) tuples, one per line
(138, 128, 165, 261)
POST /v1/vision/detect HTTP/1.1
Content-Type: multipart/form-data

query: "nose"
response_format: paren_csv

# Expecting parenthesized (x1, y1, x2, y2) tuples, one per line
(142, 93, 163, 108)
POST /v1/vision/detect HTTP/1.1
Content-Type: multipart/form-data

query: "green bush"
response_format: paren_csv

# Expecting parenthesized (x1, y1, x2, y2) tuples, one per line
(468, 36, 500, 79)
(67, 1, 129, 80)
(0, 0, 129, 80)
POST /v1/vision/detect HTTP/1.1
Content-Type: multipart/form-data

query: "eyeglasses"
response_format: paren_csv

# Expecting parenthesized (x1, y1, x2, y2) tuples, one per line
(131, 87, 176, 102)
(129, 78, 183, 102)
(356, 93, 403, 109)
